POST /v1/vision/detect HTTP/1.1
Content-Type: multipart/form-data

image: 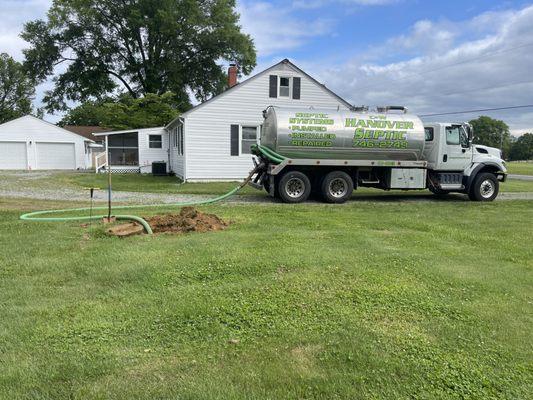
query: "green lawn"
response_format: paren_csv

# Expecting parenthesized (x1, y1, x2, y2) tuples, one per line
(1, 197, 532, 399)
(506, 161, 533, 175)
(3, 170, 533, 196)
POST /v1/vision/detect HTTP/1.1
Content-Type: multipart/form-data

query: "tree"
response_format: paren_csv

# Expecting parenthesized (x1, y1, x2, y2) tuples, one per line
(59, 92, 180, 130)
(21, 0, 256, 112)
(0, 53, 36, 123)
(508, 133, 533, 161)
(469, 116, 511, 157)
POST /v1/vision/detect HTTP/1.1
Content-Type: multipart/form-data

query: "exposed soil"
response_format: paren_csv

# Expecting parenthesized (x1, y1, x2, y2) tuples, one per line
(107, 207, 228, 237)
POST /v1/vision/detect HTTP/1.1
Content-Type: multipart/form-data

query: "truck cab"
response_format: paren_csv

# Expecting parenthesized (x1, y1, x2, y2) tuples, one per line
(423, 122, 507, 200)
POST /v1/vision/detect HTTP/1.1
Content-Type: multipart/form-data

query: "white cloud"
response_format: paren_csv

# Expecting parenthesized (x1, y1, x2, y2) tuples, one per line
(0, 0, 52, 61)
(312, 5, 533, 135)
(237, 1, 334, 56)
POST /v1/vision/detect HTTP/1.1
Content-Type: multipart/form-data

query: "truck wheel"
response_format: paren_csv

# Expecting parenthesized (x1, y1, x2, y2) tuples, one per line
(468, 172, 499, 201)
(321, 171, 354, 203)
(278, 171, 311, 203)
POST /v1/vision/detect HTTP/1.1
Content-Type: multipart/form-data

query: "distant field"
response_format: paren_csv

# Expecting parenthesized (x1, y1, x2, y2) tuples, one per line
(0, 197, 532, 399)
(506, 161, 533, 175)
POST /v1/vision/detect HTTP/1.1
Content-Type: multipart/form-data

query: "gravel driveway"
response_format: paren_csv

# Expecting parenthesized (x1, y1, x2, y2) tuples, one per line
(1, 170, 532, 204)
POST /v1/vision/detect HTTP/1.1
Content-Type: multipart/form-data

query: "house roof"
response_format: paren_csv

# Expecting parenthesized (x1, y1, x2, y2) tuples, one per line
(165, 58, 353, 128)
(0, 115, 94, 142)
(93, 126, 165, 136)
(63, 125, 112, 141)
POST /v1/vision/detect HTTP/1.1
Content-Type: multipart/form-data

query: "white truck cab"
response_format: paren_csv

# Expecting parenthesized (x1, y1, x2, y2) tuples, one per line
(423, 122, 507, 200)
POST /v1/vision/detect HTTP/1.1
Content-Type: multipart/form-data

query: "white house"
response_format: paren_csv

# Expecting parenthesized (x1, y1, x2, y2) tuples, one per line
(93, 126, 169, 173)
(0, 115, 93, 170)
(94, 59, 352, 179)
(165, 59, 352, 181)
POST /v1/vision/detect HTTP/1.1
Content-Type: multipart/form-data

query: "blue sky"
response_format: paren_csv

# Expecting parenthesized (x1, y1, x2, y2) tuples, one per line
(1, 0, 533, 134)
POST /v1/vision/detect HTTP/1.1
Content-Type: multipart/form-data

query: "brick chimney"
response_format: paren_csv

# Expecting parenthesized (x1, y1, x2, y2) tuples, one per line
(228, 63, 238, 88)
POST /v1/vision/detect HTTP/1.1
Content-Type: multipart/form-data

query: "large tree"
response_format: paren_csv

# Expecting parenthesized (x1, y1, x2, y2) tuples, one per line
(59, 92, 181, 130)
(21, 0, 256, 112)
(0, 53, 36, 123)
(469, 116, 511, 157)
(508, 133, 533, 161)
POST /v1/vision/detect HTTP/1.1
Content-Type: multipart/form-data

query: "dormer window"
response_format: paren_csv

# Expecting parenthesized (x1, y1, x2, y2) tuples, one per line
(279, 77, 291, 97)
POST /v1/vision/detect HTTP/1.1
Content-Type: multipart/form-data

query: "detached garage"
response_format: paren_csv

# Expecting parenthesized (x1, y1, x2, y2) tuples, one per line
(0, 115, 92, 170)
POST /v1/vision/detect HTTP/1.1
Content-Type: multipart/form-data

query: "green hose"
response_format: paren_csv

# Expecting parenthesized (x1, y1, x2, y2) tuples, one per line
(19, 148, 284, 235)
(20, 183, 243, 235)
(253, 144, 286, 163)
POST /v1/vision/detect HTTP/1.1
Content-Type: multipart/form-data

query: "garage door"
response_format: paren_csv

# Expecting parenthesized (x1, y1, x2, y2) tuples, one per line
(0, 141, 27, 169)
(36, 142, 76, 170)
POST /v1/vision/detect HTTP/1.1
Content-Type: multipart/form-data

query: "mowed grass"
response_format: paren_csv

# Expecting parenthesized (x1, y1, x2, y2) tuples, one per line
(3, 170, 533, 196)
(506, 161, 533, 175)
(1, 198, 532, 399)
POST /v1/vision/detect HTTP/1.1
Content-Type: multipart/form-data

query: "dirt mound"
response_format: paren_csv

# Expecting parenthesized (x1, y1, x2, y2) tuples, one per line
(146, 207, 228, 234)
(107, 207, 228, 237)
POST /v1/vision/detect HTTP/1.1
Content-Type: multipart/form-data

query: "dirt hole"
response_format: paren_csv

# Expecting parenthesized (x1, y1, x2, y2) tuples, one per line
(107, 207, 229, 237)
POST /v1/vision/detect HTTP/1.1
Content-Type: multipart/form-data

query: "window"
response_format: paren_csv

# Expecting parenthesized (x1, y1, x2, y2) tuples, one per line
(446, 126, 460, 145)
(107, 132, 139, 166)
(446, 125, 469, 147)
(178, 125, 184, 156)
(149, 134, 162, 148)
(424, 127, 434, 141)
(279, 77, 290, 97)
(241, 126, 258, 154)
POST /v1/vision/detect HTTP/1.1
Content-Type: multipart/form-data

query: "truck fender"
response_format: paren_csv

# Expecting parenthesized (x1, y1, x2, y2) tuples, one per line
(464, 162, 503, 190)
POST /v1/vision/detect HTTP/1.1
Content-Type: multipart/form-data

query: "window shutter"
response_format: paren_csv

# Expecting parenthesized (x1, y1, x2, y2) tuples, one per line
(230, 124, 239, 156)
(269, 75, 277, 98)
(292, 77, 301, 99)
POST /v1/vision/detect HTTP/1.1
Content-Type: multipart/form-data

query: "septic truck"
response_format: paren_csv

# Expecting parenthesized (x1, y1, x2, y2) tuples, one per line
(249, 106, 507, 203)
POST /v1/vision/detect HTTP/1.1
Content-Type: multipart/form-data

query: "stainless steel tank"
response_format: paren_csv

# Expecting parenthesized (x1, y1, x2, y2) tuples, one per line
(261, 107, 425, 161)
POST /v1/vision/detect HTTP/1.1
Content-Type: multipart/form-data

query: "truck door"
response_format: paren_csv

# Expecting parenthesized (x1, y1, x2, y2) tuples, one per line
(439, 125, 472, 171)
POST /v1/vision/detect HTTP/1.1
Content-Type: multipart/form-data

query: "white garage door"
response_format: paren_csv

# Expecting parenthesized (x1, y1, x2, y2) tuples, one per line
(0, 141, 27, 169)
(36, 142, 76, 170)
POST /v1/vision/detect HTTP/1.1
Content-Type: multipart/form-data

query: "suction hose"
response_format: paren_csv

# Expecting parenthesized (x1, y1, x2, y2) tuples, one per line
(19, 145, 286, 234)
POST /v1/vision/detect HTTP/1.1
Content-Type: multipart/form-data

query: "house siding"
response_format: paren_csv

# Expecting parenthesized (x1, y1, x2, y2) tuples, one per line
(168, 123, 185, 179)
(0, 116, 89, 170)
(182, 62, 350, 181)
(134, 127, 169, 173)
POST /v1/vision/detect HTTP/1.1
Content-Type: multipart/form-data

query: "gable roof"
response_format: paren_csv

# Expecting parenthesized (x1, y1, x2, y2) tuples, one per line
(0, 115, 94, 142)
(63, 125, 112, 141)
(166, 58, 353, 128)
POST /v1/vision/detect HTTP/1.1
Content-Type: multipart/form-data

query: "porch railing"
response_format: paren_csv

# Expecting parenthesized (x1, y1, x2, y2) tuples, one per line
(95, 151, 107, 173)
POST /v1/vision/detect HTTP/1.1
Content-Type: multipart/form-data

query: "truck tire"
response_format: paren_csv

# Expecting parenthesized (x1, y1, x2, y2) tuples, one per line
(278, 171, 311, 203)
(321, 171, 354, 203)
(468, 172, 499, 201)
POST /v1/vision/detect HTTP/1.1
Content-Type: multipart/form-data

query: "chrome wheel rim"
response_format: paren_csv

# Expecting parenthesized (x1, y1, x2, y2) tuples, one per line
(329, 178, 348, 198)
(480, 179, 495, 198)
(285, 177, 305, 198)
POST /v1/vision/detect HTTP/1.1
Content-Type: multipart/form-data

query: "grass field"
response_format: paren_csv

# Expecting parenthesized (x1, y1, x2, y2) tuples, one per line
(506, 161, 533, 175)
(3, 170, 533, 196)
(1, 197, 532, 399)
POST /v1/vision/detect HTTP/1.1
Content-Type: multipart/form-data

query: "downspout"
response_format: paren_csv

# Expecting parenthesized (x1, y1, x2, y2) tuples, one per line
(181, 117, 186, 182)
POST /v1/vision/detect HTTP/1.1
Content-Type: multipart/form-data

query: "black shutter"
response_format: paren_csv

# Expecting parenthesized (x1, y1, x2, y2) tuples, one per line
(293, 77, 301, 99)
(269, 75, 277, 98)
(230, 124, 239, 156)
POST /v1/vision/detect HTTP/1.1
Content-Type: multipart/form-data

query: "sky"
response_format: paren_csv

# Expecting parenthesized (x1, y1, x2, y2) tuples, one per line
(2, 0, 533, 136)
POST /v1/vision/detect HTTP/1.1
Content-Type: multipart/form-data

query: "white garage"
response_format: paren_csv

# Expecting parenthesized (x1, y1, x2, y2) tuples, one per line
(36, 142, 76, 169)
(0, 115, 92, 170)
(0, 141, 27, 169)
